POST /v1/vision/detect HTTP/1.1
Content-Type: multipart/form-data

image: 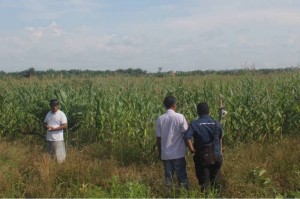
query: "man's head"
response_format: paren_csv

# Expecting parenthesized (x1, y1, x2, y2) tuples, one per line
(50, 99, 59, 112)
(197, 102, 209, 116)
(164, 96, 177, 110)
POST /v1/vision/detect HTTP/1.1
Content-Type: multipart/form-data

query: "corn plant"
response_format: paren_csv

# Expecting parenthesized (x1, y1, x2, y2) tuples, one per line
(1, 72, 300, 161)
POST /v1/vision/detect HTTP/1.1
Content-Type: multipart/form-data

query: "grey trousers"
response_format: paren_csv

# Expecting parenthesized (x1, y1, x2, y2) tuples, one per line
(46, 141, 66, 163)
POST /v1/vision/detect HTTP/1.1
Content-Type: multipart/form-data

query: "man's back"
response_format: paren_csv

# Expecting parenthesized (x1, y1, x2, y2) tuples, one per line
(156, 109, 188, 160)
(186, 115, 223, 158)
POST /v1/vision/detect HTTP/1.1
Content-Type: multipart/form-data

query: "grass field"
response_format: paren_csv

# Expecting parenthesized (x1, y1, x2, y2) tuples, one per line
(0, 71, 300, 197)
(0, 135, 299, 198)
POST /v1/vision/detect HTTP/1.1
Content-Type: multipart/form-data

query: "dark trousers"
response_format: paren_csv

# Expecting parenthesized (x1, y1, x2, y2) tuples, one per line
(193, 154, 222, 191)
(163, 157, 188, 188)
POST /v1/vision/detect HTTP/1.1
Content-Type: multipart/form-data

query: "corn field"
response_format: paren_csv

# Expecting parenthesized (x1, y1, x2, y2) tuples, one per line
(1, 72, 300, 161)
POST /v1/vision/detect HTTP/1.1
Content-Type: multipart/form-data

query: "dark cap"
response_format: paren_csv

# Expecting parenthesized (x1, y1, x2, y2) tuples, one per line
(50, 99, 59, 106)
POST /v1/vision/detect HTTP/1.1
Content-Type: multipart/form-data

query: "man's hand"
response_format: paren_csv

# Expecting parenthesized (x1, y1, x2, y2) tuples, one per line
(46, 125, 54, 131)
(158, 151, 162, 161)
(45, 123, 67, 131)
(189, 148, 196, 153)
(44, 124, 53, 131)
(186, 139, 196, 154)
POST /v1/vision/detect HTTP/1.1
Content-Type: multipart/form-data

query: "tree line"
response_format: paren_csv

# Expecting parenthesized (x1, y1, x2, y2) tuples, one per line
(1, 66, 300, 78)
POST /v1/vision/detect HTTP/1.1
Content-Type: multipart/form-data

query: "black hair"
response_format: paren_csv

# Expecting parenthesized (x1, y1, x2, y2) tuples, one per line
(197, 102, 209, 116)
(50, 99, 59, 106)
(163, 96, 176, 109)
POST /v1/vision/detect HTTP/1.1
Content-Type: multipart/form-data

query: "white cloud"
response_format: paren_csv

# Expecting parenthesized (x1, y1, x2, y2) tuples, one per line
(26, 21, 63, 39)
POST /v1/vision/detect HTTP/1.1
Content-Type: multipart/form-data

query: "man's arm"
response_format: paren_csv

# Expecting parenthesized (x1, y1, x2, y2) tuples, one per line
(155, 118, 162, 160)
(44, 123, 50, 129)
(46, 123, 68, 131)
(183, 122, 196, 153)
(156, 137, 161, 160)
(157, 137, 162, 160)
(181, 115, 189, 132)
(186, 139, 196, 153)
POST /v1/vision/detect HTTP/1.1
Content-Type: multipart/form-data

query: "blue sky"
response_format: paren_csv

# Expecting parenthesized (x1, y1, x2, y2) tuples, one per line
(1, 0, 300, 72)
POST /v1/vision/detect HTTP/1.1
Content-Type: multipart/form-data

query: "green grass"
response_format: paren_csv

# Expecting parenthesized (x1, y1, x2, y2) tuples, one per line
(0, 135, 299, 198)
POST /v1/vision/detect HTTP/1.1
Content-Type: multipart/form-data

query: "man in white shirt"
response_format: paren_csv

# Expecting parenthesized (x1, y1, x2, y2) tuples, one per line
(44, 99, 68, 163)
(156, 96, 189, 188)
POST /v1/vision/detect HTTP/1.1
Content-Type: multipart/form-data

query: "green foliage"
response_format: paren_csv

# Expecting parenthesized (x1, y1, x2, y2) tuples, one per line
(109, 176, 150, 198)
(1, 72, 300, 153)
(248, 167, 271, 186)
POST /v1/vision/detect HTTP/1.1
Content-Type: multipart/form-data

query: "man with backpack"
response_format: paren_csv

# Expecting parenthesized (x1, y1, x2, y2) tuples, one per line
(184, 102, 223, 192)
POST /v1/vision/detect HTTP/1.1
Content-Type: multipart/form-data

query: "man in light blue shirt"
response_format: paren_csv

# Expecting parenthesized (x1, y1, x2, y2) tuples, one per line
(156, 96, 189, 188)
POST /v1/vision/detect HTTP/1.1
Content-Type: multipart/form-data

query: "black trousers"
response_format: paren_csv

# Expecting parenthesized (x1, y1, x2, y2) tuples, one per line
(193, 154, 223, 191)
